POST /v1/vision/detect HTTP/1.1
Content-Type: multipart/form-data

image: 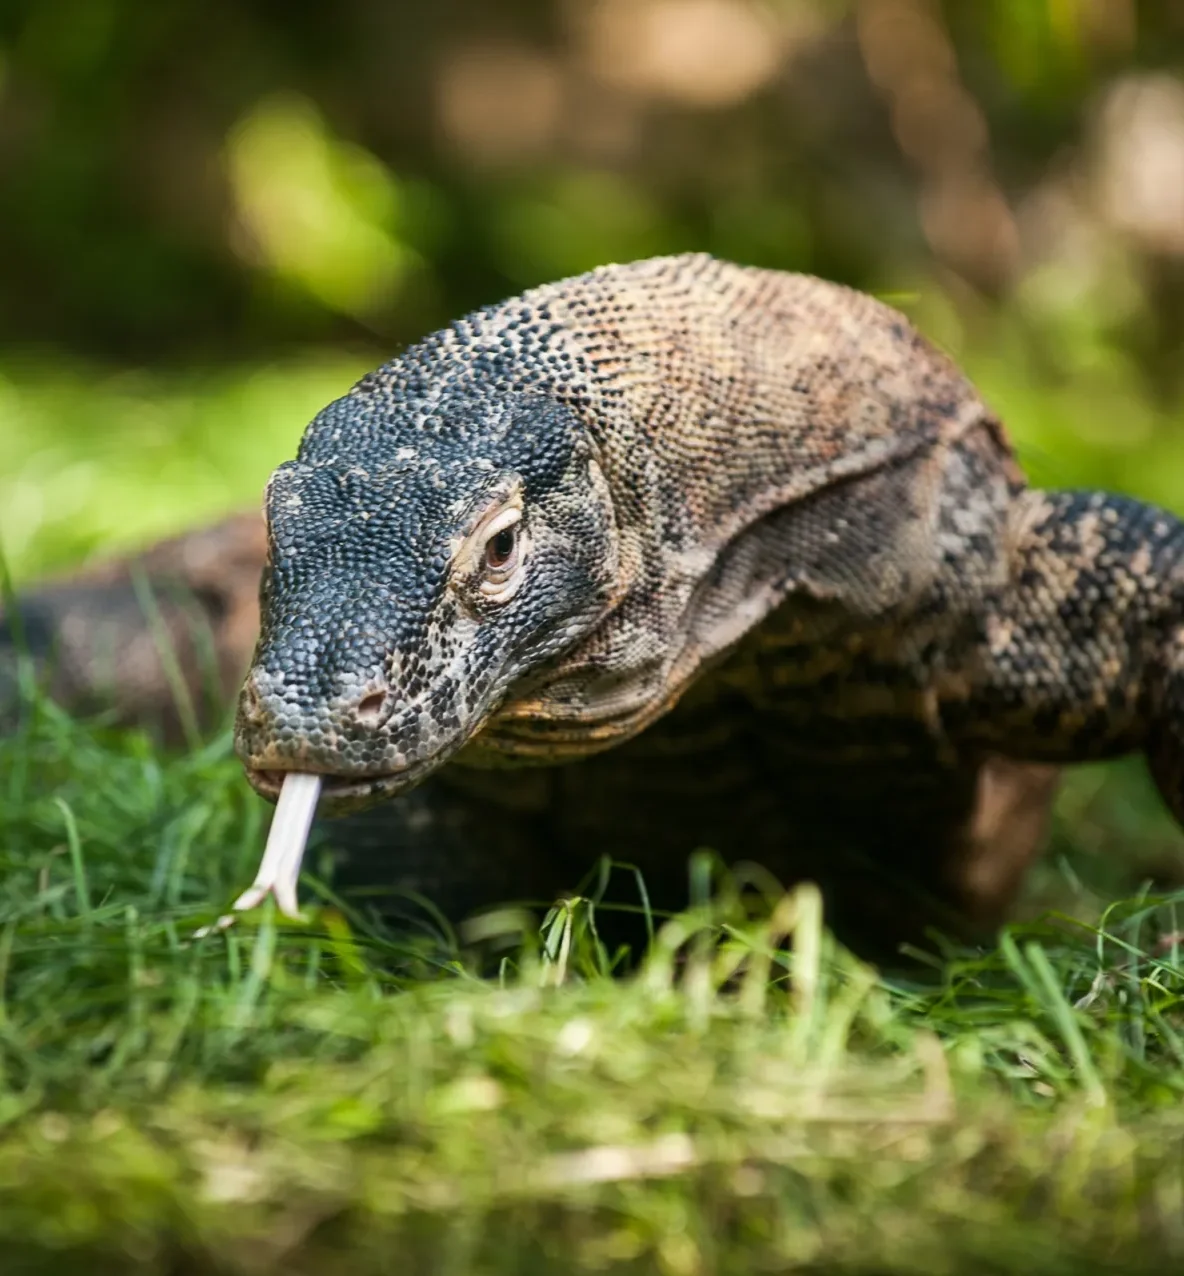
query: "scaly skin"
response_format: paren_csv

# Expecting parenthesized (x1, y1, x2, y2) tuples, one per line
(235, 254, 1018, 797)
(6, 254, 1184, 955)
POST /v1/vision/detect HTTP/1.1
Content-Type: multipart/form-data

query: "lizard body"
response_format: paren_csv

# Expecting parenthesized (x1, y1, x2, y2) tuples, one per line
(8, 254, 1184, 954)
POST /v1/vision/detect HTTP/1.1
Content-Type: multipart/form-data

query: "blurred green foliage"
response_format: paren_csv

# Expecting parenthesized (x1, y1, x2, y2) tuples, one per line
(0, 356, 368, 576)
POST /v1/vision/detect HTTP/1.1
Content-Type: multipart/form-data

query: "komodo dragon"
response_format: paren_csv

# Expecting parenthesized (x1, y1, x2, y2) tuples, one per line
(6, 253, 1183, 955)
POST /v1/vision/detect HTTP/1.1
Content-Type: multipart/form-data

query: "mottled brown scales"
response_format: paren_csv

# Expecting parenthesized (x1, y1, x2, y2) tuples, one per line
(6, 254, 1184, 958)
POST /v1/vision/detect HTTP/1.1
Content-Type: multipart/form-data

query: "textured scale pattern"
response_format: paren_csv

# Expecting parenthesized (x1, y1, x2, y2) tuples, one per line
(7, 253, 1184, 957)
(236, 254, 1021, 783)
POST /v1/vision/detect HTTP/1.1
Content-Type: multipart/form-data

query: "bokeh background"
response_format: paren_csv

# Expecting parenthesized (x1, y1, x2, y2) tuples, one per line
(3, 0, 1184, 892)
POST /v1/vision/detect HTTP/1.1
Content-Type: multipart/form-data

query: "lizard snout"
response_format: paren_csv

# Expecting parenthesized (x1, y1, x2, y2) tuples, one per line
(236, 666, 398, 768)
(232, 661, 456, 812)
(353, 687, 391, 727)
(238, 667, 394, 736)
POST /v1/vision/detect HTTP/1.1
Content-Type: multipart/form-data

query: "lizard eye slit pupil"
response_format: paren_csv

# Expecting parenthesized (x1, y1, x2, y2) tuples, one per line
(485, 526, 518, 570)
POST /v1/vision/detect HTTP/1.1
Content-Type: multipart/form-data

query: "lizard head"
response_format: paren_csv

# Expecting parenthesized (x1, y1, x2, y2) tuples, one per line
(234, 377, 618, 813)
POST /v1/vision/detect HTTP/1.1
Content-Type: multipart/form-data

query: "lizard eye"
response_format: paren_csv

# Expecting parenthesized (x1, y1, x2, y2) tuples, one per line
(485, 525, 518, 571)
(474, 505, 525, 601)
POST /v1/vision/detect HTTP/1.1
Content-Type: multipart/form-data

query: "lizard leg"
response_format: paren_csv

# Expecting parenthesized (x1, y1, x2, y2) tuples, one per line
(949, 489, 1184, 823)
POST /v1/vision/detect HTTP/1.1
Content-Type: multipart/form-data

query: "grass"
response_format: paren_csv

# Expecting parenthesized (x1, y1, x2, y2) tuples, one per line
(4, 682, 1184, 1274)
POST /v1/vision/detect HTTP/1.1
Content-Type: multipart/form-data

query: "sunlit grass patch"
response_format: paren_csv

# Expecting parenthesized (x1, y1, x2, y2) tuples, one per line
(0, 354, 371, 582)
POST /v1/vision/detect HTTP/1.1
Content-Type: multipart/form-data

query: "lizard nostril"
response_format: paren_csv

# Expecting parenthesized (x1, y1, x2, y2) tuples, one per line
(355, 690, 388, 726)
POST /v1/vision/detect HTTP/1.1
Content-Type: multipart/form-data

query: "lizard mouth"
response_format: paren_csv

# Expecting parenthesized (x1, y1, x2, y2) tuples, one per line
(240, 717, 486, 813)
(245, 765, 419, 812)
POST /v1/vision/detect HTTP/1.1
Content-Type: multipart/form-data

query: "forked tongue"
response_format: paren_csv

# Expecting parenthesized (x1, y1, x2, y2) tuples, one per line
(233, 771, 323, 915)
(195, 772, 322, 936)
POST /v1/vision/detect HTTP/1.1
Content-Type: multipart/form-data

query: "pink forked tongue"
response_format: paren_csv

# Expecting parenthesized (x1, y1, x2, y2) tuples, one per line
(195, 773, 322, 937)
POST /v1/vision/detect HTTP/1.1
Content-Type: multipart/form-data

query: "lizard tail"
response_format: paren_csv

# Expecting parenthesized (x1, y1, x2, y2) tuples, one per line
(0, 514, 265, 741)
(952, 487, 1184, 822)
